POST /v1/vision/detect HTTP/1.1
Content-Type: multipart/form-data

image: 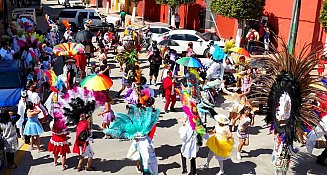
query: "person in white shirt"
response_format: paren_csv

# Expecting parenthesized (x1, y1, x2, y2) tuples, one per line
(0, 43, 15, 60)
(179, 118, 198, 174)
(175, 13, 181, 29)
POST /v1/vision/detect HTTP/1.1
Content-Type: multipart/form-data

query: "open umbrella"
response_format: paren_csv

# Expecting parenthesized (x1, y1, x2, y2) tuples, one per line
(176, 57, 202, 68)
(212, 45, 226, 61)
(81, 74, 113, 91)
(53, 42, 85, 57)
(75, 30, 94, 43)
(158, 39, 179, 46)
(229, 47, 250, 57)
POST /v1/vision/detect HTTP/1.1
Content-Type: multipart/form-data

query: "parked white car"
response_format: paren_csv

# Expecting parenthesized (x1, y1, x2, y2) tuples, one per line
(58, 0, 84, 7)
(145, 25, 172, 42)
(58, 9, 120, 30)
(158, 30, 225, 56)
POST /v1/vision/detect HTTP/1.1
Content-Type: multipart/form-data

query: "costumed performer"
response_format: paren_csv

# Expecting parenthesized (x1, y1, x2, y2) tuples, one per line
(201, 114, 234, 175)
(104, 105, 160, 175)
(48, 110, 70, 171)
(250, 43, 327, 175)
(63, 97, 96, 172)
(17, 90, 28, 140)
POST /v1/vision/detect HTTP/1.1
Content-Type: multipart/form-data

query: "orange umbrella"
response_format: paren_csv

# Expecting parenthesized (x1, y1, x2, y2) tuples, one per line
(229, 47, 250, 57)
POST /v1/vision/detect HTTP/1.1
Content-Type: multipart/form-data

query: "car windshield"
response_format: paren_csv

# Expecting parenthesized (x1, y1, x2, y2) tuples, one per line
(0, 72, 22, 89)
(59, 11, 77, 18)
(195, 32, 209, 41)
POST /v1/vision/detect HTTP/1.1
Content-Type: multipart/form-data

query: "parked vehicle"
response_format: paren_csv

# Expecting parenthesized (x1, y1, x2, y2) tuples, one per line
(0, 60, 25, 109)
(144, 25, 173, 42)
(157, 30, 225, 56)
(58, 0, 84, 8)
(12, 8, 37, 25)
(25, 0, 43, 15)
(202, 32, 221, 41)
(58, 9, 119, 31)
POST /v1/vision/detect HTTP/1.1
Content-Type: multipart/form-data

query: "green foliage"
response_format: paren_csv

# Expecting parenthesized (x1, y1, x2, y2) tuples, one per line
(320, 0, 327, 32)
(155, 0, 195, 7)
(210, 0, 266, 20)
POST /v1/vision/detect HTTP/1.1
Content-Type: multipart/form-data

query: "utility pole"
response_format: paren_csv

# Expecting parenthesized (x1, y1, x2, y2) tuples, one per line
(96, 0, 99, 9)
(288, 0, 301, 55)
(142, 0, 145, 25)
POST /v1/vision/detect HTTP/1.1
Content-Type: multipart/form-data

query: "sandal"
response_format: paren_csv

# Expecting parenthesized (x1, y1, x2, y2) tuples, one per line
(85, 166, 95, 171)
(8, 164, 17, 169)
(62, 165, 68, 171)
(77, 166, 83, 172)
(54, 162, 62, 166)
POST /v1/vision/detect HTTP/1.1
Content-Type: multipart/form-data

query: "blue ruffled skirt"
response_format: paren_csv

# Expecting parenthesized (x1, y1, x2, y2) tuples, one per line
(24, 116, 44, 136)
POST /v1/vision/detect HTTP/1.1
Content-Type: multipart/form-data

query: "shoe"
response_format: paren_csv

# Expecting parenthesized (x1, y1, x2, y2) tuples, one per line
(182, 170, 188, 174)
(136, 167, 142, 174)
(165, 110, 169, 113)
(237, 152, 242, 160)
(77, 166, 83, 172)
(216, 170, 224, 175)
(316, 158, 327, 166)
(199, 163, 209, 169)
(170, 108, 177, 112)
(85, 166, 96, 171)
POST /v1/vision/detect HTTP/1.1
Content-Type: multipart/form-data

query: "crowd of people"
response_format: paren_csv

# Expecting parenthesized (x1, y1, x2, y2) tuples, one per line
(0, 11, 327, 175)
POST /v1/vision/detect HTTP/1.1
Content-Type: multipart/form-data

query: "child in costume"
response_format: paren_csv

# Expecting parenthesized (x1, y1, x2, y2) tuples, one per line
(24, 101, 44, 152)
(63, 97, 96, 172)
(235, 106, 252, 160)
(201, 114, 234, 175)
(97, 95, 115, 138)
(48, 111, 70, 170)
(241, 68, 253, 93)
(234, 56, 247, 87)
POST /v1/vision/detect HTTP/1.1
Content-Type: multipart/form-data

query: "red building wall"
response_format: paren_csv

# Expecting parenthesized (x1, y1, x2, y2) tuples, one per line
(264, 0, 326, 51)
(215, 15, 237, 39)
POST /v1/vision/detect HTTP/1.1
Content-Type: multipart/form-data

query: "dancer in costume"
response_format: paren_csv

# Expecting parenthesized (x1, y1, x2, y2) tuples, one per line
(104, 105, 160, 175)
(24, 101, 44, 152)
(250, 42, 327, 175)
(179, 116, 198, 175)
(97, 95, 115, 137)
(163, 71, 177, 113)
(17, 91, 28, 139)
(235, 106, 253, 160)
(201, 114, 234, 175)
(62, 20, 72, 41)
(63, 97, 96, 172)
(48, 111, 70, 171)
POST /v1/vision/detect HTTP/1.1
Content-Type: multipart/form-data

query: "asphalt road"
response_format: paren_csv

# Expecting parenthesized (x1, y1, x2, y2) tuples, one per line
(1, 1, 326, 175)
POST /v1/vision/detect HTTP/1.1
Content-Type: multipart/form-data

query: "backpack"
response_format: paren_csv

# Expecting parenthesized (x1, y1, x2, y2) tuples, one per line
(248, 31, 255, 41)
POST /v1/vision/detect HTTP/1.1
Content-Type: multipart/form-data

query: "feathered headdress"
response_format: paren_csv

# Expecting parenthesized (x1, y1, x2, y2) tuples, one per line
(104, 105, 160, 139)
(62, 19, 71, 30)
(250, 40, 326, 146)
(63, 97, 96, 125)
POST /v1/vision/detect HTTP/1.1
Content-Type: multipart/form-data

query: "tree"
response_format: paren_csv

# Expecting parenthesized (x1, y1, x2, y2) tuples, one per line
(210, 0, 265, 46)
(156, 0, 195, 26)
(320, 0, 327, 32)
(131, 0, 143, 23)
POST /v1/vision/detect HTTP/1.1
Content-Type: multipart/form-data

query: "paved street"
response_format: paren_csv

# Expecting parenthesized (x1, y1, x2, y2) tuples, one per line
(0, 1, 326, 175)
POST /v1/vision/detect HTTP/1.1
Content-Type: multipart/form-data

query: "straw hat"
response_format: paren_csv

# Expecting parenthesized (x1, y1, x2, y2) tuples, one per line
(214, 114, 230, 125)
(65, 58, 76, 63)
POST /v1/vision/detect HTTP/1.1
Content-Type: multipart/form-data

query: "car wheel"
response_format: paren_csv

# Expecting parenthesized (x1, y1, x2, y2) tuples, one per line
(203, 48, 210, 58)
(108, 24, 114, 32)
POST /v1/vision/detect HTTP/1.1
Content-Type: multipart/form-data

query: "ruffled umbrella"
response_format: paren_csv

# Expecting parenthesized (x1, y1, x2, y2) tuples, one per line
(229, 47, 250, 57)
(53, 42, 85, 57)
(176, 57, 202, 68)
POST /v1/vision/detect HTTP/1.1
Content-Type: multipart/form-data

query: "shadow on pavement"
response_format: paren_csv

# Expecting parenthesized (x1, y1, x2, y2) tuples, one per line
(197, 160, 257, 175)
(249, 126, 264, 135)
(158, 161, 181, 175)
(156, 144, 181, 161)
(156, 118, 178, 128)
(242, 148, 273, 158)
(91, 158, 135, 173)
(291, 152, 327, 175)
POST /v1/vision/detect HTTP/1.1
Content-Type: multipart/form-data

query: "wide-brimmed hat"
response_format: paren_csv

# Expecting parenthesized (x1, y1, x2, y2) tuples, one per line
(214, 114, 230, 125)
(65, 58, 76, 62)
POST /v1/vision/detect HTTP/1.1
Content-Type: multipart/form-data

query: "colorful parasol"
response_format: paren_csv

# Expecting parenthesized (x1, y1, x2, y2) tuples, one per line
(176, 57, 202, 68)
(81, 74, 113, 91)
(229, 47, 250, 57)
(53, 42, 85, 57)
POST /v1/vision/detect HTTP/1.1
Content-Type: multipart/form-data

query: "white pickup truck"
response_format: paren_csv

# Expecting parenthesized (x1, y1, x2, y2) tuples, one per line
(12, 8, 37, 25)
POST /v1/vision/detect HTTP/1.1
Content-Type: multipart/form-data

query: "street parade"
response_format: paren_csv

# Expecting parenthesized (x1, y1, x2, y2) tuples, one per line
(0, 0, 327, 175)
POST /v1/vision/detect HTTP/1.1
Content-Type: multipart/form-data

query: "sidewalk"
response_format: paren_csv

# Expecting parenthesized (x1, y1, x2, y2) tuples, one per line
(90, 7, 169, 28)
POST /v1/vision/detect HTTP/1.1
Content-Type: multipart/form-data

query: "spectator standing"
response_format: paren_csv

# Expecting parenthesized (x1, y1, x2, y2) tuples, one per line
(246, 29, 259, 54)
(120, 10, 127, 28)
(264, 27, 270, 54)
(148, 49, 162, 85)
(175, 13, 181, 29)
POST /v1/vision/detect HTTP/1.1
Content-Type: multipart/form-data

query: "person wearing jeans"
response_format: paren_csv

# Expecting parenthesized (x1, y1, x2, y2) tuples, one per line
(163, 71, 176, 113)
